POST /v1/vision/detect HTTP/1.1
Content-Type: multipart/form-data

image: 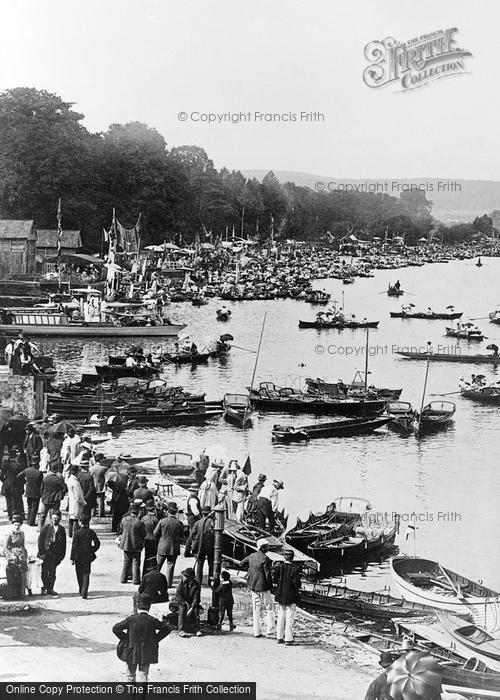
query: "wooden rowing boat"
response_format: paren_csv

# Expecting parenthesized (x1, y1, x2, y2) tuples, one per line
(223, 518, 319, 573)
(461, 386, 500, 404)
(387, 400, 415, 434)
(397, 351, 500, 363)
(223, 393, 253, 428)
(299, 582, 436, 619)
(390, 556, 500, 630)
(271, 416, 391, 442)
(391, 311, 463, 320)
(445, 326, 485, 341)
(298, 319, 379, 329)
(437, 613, 500, 662)
(417, 401, 455, 432)
(249, 383, 385, 416)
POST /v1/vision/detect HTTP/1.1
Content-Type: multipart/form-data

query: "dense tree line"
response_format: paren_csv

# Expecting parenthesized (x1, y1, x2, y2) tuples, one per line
(0, 88, 490, 251)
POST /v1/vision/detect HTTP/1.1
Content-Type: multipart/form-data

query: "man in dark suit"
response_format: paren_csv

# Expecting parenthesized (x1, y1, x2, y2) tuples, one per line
(77, 460, 97, 521)
(23, 424, 42, 465)
(133, 566, 169, 612)
(132, 476, 154, 505)
(37, 510, 67, 595)
(39, 468, 67, 529)
(89, 454, 110, 517)
(0, 453, 25, 521)
(112, 593, 171, 682)
(70, 516, 100, 598)
(119, 504, 146, 585)
(140, 500, 159, 578)
(125, 466, 141, 502)
(17, 454, 43, 526)
(109, 472, 130, 533)
(273, 549, 301, 645)
(153, 503, 184, 587)
(187, 506, 214, 585)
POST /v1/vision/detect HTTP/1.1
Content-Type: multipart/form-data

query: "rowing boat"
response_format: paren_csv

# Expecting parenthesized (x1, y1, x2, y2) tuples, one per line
(390, 555, 500, 630)
(461, 386, 500, 404)
(299, 582, 436, 619)
(306, 377, 401, 400)
(417, 401, 455, 432)
(249, 383, 385, 416)
(445, 326, 485, 341)
(397, 351, 500, 363)
(223, 518, 319, 573)
(390, 311, 463, 319)
(386, 400, 415, 434)
(223, 393, 253, 427)
(298, 319, 379, 329)
(437, 613, 500, 662)
(271, 416, 391, 442)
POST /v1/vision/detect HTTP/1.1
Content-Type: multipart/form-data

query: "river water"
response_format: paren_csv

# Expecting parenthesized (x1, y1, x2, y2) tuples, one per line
(37, 257, 500, 592)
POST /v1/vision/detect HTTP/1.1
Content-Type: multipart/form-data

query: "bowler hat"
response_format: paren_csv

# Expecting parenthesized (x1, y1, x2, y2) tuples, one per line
(130, 504, 140, 514)
(137, 593, 152, 610)
(181, 567, 195, 577)
(167, 503, 178, 514)
(202, 505, 211, 514)
(258, 474, 266, 482)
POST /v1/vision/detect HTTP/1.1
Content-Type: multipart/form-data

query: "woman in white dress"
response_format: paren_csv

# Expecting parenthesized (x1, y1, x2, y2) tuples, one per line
(66, 465, 85, 538)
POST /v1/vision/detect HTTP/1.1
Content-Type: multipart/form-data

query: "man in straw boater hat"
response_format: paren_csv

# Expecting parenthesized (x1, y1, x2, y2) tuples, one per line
(113, 592, 171, 682)
(240, 538, 275, 638)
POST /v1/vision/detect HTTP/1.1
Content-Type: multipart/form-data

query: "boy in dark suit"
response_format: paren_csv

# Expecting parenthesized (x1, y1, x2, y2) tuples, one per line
(112, 593, 171, 683)
(213, 570, 235, 631)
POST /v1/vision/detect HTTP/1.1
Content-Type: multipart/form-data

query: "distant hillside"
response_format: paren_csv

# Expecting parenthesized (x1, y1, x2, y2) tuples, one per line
(242, 170, 500, 223)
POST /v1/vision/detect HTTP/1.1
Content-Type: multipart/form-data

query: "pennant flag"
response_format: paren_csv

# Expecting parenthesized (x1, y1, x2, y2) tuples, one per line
(243, 455, 252, 475)
(56, 198, 63, 255)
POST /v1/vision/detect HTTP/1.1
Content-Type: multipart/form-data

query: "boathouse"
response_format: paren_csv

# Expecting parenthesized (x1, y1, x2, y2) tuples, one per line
(36, 229, 82, 268)
(0, 220, 37, 278)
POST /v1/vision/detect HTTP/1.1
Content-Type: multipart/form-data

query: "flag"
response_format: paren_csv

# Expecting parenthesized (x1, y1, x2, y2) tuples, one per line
(243, 455, 252, 475)
(405, 524, 417, 540)
(56, 198, 62, 255)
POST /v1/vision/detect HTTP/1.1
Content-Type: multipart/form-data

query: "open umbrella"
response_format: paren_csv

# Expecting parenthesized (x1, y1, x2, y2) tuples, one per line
(446, 305, 455, 310)
(386, 652, 441, 700)
(10, 414, 29, 423)
(52, 420, 75, 434)
(219, 333, 234, 342)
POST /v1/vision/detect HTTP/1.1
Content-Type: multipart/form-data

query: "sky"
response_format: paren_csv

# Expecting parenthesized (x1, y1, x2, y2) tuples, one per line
(0, 0, 497, 180)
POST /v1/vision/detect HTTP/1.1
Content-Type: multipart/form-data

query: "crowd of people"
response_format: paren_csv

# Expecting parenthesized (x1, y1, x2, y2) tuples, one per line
(0, 423, 301, 680)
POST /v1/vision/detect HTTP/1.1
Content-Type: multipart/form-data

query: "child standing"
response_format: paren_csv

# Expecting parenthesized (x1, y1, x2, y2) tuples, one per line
(214, 570, 235, 631)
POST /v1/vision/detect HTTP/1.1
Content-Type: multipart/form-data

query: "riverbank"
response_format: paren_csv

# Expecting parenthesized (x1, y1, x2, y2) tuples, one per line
(0, 507, 379, 699)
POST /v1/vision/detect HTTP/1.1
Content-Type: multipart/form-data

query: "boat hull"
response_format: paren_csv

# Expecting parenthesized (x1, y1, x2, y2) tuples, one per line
(390, 556, 500, 629)
(398, 352, 500, 363)
(390, 312, 463, 320)
(272, 416, 391, 441)
(0, 322, 185, 337)
(250, 395, 386, 416)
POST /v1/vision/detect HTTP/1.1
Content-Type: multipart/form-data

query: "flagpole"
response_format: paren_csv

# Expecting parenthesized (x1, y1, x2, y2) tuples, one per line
(56, 198, 62, 290)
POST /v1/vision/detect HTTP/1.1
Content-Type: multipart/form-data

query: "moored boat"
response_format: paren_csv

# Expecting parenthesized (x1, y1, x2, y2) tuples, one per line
(417, 401, 455, 432)
(398, 350, 500, 363)
(390, 555, 500, 630)
(249, 382, 386, 416)
(386, 400, 415, 434)
(223, 518, 319, 573)
(445, 323, 485, 341)
(0, 307, 184, 337)
(298, 582, 437, 619)
(223, 393, 253, 428)
(437, 613, 500, 662)
(271, 415, 391, 442)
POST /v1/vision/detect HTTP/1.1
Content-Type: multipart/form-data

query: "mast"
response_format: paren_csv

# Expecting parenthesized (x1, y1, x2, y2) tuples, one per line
(243, 312, 267, 426)
(417, 341, 432, 435)
(364, 327, 369, 392)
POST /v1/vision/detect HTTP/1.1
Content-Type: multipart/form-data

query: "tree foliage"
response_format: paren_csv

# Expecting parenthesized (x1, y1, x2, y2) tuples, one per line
(0, 87, 482, 249)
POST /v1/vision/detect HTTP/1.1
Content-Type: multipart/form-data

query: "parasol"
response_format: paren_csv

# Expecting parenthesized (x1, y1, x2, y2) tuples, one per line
(219, 333, 234, 342)
(52, 420, 75, 434)
(386, 652, 442, 700)
(10, 414, 29, 423)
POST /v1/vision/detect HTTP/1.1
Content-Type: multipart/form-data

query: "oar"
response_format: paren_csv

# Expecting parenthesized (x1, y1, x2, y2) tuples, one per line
(429, 391, 461, 396)
(470, 316, 491, 321)
(439, 564, 465, 599)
